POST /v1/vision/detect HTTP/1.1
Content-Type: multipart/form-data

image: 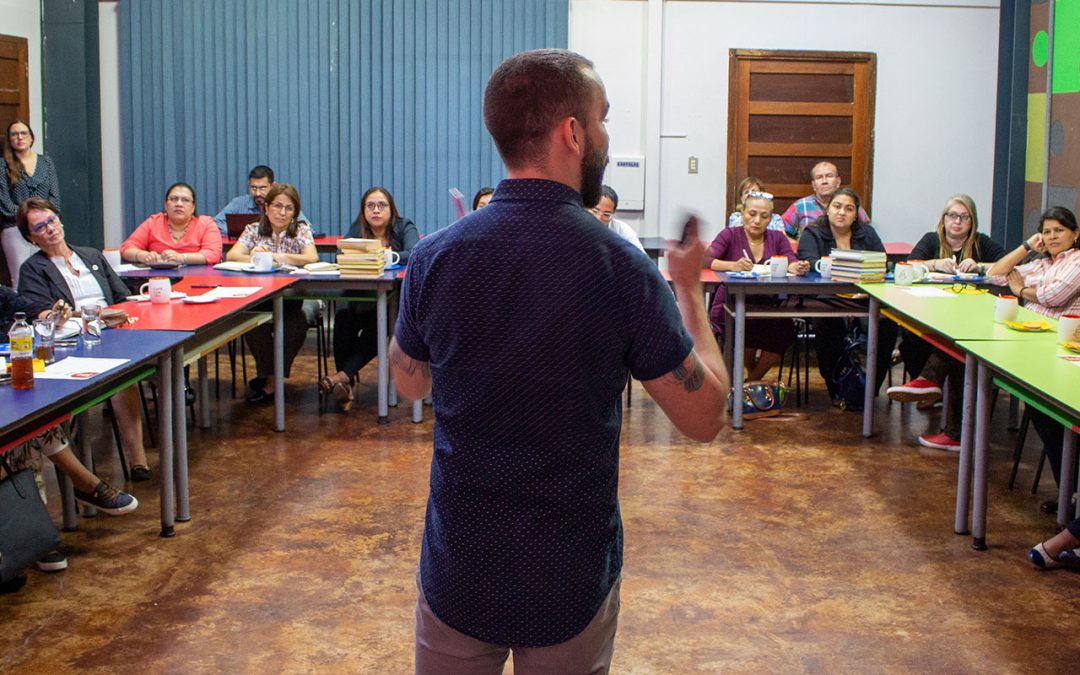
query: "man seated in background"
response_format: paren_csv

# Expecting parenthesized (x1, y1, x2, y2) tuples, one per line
(588, 184, 645, 253)
(781, 161, 869, 237)
(212, 164, 313, 238)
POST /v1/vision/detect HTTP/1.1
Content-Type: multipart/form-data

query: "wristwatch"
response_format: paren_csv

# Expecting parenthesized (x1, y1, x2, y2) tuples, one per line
(1022, 240, 1033, 252)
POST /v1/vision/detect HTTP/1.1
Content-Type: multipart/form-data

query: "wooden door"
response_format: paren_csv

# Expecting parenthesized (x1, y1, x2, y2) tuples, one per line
(727, 49, 876, 219)
(0, 35, 29, 125)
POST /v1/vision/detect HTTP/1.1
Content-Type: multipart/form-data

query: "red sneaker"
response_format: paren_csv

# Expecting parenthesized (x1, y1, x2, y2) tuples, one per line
(918, 432, 961, 452)
(886, 378, 943, 403)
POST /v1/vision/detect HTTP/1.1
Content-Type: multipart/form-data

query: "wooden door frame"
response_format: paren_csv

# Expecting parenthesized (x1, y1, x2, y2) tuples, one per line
(726, 49, 876, 217)
(0, 34, 30, 123)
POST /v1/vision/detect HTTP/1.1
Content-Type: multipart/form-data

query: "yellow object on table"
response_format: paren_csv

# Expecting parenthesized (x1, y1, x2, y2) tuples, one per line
(1004, 319, 1054, 332)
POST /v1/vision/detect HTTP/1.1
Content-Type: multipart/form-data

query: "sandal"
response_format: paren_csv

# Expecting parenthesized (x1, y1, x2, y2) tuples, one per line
(332, 379, 354, 412)
(318, 375, 335, 396)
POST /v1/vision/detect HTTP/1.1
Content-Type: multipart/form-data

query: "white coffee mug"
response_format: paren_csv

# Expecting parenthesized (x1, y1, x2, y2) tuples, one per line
(1058, 314, 1080, 343)
(815, 256, 832, 278)
(894, 263, 914, 286)
(251, 251, 274, 272)
(103, 249, 122, 270)
(140, 277, 172, 304)
(767, 256, 788, 277)
(909, 260, 929, 282)
(384, 249, 401, 267)
(994, 295, 1019, 323)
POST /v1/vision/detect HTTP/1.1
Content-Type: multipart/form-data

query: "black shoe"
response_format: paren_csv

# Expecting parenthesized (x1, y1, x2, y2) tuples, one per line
(247, 377, 266, 393)
(246, 388, 273, 405)
(130, 465, 152, 482)
(1040, 498, 1078, 514)
(36, 549, 68, 572)
(0, 575, 27, 594)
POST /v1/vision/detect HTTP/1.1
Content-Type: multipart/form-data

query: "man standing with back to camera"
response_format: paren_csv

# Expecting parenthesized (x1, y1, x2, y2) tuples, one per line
(390, 49, 729, 673)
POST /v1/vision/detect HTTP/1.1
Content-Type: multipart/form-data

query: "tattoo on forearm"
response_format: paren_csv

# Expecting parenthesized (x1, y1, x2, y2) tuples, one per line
(666, 354, 705, 393)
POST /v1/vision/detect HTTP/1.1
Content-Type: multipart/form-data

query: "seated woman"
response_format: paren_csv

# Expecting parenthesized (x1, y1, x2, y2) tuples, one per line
(225, 183, 318, 403)
(797, 188, 898, 406)
(886, 195, 1007, 451)
(15, 197, 152, 480)
(472, 187, 494, 211)
(986, 206, 1080, 505)
(321, 186, 417, 410)
(706, 191, 809, 380)
(120, 182, 222, 265)
(727, 176, 787, 235)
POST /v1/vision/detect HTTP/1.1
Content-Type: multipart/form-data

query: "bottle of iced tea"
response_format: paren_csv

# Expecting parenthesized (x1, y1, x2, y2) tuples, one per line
(9, 311, 34, 390)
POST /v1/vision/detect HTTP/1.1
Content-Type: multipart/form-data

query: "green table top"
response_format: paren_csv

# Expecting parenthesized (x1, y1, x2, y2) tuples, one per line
(856, 282, 1053, 341)
(956, 337, 1080, 424)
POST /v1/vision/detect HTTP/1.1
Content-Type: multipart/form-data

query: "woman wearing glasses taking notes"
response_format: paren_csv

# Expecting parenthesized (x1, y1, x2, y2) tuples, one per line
(1, 120, 60, 288)
(226, 183, 318, 403)
(320, 186, 417, 411)
(987, 206, 1080, 511)
(887, 195, 1007, 452)
(120, 183, 222, 265)
(15, 197, 152, 481)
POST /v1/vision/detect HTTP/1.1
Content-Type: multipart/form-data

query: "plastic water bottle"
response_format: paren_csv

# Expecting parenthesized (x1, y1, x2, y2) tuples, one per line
(9, 311, 34, 390)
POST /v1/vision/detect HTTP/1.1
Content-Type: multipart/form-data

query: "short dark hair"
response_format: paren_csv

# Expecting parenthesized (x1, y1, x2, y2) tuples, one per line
(165, 182, 197, 212)
(1039, 206, 1078, 235)
(483, 49, 598, 168)
(472, 187, 494, 211)
(600, 185, 618, 209)
(15, 196, 59, 242)
(249, 165, 275, 183)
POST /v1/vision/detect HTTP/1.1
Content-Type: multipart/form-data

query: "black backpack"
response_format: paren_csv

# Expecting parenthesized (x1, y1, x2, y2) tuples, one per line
(831, 328, 866, 412)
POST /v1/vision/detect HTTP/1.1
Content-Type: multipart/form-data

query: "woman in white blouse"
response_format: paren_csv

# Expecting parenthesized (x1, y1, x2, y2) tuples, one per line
(15, 197, 153, 481)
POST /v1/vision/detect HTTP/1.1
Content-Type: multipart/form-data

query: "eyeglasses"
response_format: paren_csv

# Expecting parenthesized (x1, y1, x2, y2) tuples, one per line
(945, 212, 972, 224)
(249, 184, 271, 194)
(269, 202, 296, 214)
(9, 130, 30, 138)
(167, 195, 193, 204)
(30, 215, 61, 234)
(948, 283, 988, 295)
(365, 201, 390, 212)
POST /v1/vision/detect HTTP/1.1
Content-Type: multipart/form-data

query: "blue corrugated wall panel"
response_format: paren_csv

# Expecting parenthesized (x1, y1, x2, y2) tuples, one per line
(119, 0, 568, 235)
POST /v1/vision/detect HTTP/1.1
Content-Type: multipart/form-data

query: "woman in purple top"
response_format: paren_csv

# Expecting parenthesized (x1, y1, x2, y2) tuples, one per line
(706, 191, 809, 380)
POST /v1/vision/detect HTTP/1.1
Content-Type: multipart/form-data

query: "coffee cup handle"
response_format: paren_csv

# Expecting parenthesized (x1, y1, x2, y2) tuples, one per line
(814, 259, 823, 272)
(139, 282, 150, 297)
(388, 251, 401, 266)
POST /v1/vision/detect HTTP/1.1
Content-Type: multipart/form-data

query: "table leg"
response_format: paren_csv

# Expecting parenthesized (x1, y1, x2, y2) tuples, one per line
(59, 472, 77, 531)
(412, 399, 423, 423)
(954, 353, 976, 535)
(77, 416, 95, 520)
(732, 292, 746, 430)
(1058, 430, 1076, 527)
(723, 297, 733, 373)
(197, 356, 211, 429)
(863, 298, 879, 437)
(158, 353, 175, 537)
(274, 295, 285, 432)
(173, 348, 189, 523)
(971, 361, 991, 550)
(377, 288, 389, 424)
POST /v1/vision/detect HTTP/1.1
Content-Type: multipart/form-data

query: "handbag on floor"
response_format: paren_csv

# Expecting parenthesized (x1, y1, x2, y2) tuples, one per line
(0, 456, 62, 583)
(831, 330, 866, 412)
(732, 380, 787, 419)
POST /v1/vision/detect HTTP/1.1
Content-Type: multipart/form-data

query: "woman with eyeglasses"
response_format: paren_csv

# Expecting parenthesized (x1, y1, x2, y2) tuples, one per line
(320, 186, 417, 410)
(987, 206, 1080, 511)
(797, 188, 898, 408)
(886, 195, 1006, 452)
(225, 183, 318, 403)
(120, 183, 222, 265)
(15, 197, 154, 481)
(1, 120, 60, 287)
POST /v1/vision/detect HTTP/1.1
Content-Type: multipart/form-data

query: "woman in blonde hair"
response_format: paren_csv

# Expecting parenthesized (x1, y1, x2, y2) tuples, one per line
(887, 194, 1007, 451)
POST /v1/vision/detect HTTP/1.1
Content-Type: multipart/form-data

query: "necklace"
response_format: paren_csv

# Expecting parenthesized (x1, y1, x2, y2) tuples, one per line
(169, 223, 188, 241)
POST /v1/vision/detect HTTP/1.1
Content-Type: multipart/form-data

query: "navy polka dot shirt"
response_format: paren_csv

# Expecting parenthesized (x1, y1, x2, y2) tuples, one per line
(395, 179, 693, 647)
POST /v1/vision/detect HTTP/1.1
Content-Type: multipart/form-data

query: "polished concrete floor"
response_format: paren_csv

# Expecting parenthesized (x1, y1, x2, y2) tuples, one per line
(1, 347, 1079, 673)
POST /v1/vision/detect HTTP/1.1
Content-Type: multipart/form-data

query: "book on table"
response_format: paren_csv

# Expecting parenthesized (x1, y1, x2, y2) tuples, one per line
(829, 248, 886, 282)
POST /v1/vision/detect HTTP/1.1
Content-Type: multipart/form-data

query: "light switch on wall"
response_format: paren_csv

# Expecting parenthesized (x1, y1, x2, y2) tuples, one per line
(688, 156, 698, 174)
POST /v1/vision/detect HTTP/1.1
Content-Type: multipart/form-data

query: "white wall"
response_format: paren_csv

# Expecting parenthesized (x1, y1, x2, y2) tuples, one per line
(99, 1, 121, 246)
(570, 0, 1001, 245)
(0, 0, 44, 152)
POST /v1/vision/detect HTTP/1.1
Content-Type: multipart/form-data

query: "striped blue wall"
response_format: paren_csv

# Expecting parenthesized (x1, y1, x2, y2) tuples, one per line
(119, 0, 568, 235)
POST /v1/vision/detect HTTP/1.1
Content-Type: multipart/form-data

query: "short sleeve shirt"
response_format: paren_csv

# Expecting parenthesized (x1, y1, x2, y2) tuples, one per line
(236, 222, 314, 254)
(395, 178, 693, 647)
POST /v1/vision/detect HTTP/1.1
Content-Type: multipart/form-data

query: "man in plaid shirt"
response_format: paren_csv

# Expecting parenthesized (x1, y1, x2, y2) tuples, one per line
(781, 161, 870, 238)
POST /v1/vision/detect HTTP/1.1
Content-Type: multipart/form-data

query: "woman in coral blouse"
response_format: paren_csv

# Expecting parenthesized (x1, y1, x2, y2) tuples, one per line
(120, 182, 222, 265)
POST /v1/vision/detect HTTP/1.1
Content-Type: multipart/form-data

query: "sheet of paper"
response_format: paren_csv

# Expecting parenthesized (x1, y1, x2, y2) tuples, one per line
(901, 287, 954, 298)
(37, 356, 130, 380)
(213, 262, 249, 272)
(202, 286, 262, 299)
(1058, 354, 1080, 367)
(114, 263, 141, 273)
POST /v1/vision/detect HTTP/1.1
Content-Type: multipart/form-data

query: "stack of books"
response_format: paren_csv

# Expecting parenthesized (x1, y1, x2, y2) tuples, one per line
(829, 249, 887, 282)
(336, 238, 385, 278)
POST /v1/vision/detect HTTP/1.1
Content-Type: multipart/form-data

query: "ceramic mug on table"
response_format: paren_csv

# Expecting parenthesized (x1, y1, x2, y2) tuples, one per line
(139, 277, 172, 304)
(994, 295, 1019, 323)
(767, 256, 788, 277)
(894, 263, 914, 286)
(908, 260, 929, 282)
(815, 256, 832, 278)
(384, 249, 401, 267)
(1058, 314, 1080, 342)
(251, 251, 274, 272)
